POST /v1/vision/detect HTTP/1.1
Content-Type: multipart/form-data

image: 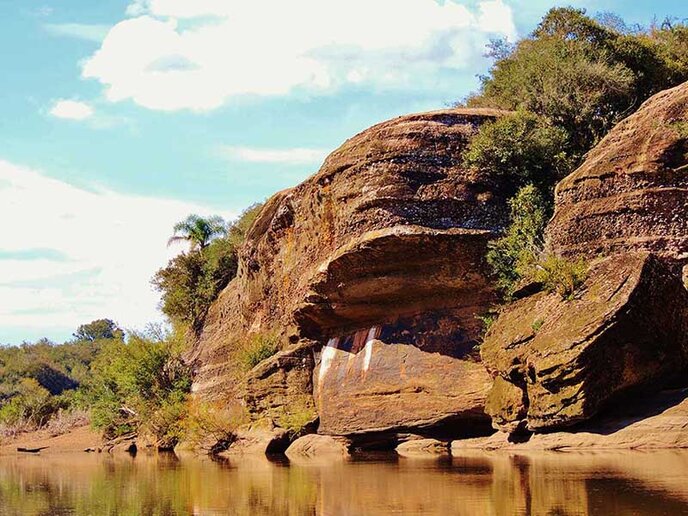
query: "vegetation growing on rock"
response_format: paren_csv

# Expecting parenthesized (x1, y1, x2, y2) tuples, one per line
(467, 7, 688, 155)
(153, 204, 263, 333)
(466, 7, 687, 303)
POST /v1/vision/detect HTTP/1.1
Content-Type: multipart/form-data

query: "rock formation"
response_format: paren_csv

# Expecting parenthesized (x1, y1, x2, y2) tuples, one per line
(482, 253, 688, 432)
(315, 339, 490, 439)
(453, 388, 688, 451)
(285, 434, 351, 459)
(396, 438, 449, 457)
(191, 81, 688, 452)
(482, 81, 688, 434)
(546, 81, 688, 268)
(190, 108, 509, 444)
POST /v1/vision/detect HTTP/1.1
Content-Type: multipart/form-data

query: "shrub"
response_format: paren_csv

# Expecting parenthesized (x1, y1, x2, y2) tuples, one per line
(80, 328, 192, 443)
(183, 399, 248, 453)
(463, 111, 572, 190)
(527, 255, 588, 300)
(44, 408, 90, 437)
(531, 319, 544, 333)
(238, 333, 281, 371)
(0, 378, 64, 433)
(476, 310, 499, 337)
(276, 401, 317, 436)
(486, 185, 549, 295)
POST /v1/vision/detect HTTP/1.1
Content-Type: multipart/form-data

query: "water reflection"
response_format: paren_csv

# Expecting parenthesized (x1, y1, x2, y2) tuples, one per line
(0, 450, 687, 515)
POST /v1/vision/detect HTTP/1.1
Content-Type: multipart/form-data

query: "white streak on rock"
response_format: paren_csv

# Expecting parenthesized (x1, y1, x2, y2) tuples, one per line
(319, 339, 338, 385)
(363, 327, 378, 372)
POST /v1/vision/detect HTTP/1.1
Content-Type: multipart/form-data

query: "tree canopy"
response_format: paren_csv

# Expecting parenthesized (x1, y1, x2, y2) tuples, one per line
(167, 214, 228, 251)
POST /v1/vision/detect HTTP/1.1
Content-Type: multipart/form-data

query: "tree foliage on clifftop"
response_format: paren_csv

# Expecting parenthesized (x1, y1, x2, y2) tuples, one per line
(464, 7, 688, 299)
(153, 204, 263, 333)
(467, 7, 688, 155)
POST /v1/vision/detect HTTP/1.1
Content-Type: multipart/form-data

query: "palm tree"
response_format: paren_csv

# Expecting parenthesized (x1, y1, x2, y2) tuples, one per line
(167, 214, 227, 250)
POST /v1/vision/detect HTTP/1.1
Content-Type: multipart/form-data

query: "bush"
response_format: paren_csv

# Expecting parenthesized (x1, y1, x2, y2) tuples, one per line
(276, 401, 317, 436)
(0, 378, 64, 433)
(526, 255, 588, 300)
(183, 399, 248, 453)
(463, 111, 572, 190)
(80, 328, 192, 443)
(44, 408, 90, 437)
(238, 333, 281, 371)
(486, 185, 549, 295)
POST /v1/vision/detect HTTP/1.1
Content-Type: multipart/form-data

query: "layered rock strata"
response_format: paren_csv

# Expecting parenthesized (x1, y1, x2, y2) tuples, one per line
(481, 82, 688, 436)
(546, 81, 688, 267)
(481, 253, 688, 433)
(191, 108, 511, 442)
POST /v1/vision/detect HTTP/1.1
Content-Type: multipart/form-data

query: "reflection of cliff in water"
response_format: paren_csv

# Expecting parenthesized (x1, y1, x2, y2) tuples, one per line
(1, 451, 688, 515)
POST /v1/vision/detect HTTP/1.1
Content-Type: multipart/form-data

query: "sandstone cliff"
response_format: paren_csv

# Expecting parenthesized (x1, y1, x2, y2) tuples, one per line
(192, 81, 688, 453)
(546, 81, 688, 270)
(191, 108, 509, 443)
(482, 81, 688, 436)
(482, 253, 688, 433)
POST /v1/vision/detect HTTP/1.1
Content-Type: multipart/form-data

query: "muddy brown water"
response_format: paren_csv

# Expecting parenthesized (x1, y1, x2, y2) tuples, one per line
(0, 450, 688, 515)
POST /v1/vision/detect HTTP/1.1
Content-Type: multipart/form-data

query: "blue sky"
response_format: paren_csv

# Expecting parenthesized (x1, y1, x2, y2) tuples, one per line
(0, 0, 685, 344)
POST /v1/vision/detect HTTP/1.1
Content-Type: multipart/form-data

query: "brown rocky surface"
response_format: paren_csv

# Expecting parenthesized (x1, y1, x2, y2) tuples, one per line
(220, 421, 291, 456)
(190, 108, 511, 439)
(242, 341, 317, 425)
(285, 434, 351, 459)
(316, 339, 491, 438)
(453, 388, 688, 451)
(396, 438, 449, 457)
(546, 81, 688, 267)
(481, 252, 688, 433)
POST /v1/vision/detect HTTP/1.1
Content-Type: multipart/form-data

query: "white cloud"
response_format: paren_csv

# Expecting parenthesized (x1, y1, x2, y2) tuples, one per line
(0, 159, 234, 338)
(44, 23, 111, 43)
(81, 0, 517, 111)
(49, 100, 95, 120)
(43, 23, 110, 43)
(220, 146, 329, 165)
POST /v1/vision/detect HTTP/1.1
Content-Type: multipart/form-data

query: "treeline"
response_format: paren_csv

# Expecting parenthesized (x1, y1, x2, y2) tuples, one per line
(461, 8, 688, 301)
(0, 205, 264, 449)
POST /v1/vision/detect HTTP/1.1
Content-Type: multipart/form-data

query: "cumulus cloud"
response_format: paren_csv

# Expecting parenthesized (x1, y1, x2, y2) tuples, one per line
(220, 146, 329, 165)
(49, 100, 95, 120)
(81, 0, 517, 111)
(0, 159, 233, 340)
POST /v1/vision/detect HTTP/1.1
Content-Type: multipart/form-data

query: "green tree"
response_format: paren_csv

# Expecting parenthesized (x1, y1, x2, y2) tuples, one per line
(0, 378, 63, 430)
(467, 7, 688, 154)
(153, 204, 263, 332)
(463, 110, 572, 191)
(167, 214, 227, 250)
(73, 319, 124, 342)
(486, 185, 549, 295)
(81, 329, 191, 444)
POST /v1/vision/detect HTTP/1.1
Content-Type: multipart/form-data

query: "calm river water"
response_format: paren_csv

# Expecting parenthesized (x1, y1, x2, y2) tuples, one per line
(0, 450, 688, 515)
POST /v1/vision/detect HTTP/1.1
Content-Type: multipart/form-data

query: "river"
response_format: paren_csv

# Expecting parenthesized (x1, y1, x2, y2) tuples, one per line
(1, 450, 688, 514)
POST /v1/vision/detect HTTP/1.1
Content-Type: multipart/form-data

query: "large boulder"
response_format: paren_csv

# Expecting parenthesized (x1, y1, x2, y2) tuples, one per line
(242, 341, 317, 426)
(396, 438, 449, 457)
(285, 434, 351, 459)
(189, 108, 510, 439)
(481, 253, 688, 432)
(316, 339, 491, 438)
(546, 81, 688, 268)
(481, 82, 688, 435)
